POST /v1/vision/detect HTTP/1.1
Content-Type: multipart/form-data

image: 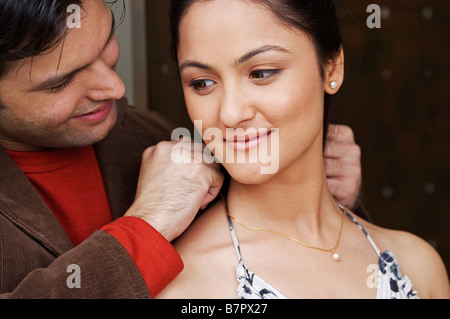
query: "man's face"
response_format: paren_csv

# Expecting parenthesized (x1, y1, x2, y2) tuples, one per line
(0, 0, 125, 150)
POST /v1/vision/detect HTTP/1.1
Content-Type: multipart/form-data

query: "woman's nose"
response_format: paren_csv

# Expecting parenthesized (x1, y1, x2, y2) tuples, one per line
(219, 86, 256, 128)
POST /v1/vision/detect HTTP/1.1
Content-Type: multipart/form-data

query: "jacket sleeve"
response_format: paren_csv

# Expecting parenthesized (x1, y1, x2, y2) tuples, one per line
(0, 230, 150, 299)
(101, 217, 184, 297)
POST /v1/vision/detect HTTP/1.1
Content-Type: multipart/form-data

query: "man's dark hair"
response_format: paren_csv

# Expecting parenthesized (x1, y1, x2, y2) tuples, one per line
(0, 0, 125, 109)
(0, 0, 85, 79)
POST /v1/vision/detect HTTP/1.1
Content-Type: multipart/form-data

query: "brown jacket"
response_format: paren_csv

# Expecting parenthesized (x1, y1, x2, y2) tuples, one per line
(0, 99, 175, 298)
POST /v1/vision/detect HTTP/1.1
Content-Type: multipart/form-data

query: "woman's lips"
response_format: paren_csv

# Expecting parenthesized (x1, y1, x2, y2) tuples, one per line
(226, 130, 272, 151)
(73, 100, 113, 124)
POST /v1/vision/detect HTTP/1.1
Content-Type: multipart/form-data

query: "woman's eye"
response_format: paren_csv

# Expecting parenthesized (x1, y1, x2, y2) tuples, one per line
(190, 79, 215, 91)
(249, 69, 280, 81)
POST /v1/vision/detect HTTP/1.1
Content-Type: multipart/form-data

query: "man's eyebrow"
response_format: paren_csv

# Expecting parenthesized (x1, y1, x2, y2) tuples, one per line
(31, 65, 87, 91)
(179, 45, 290, 73)
(31, 8, 116, 91)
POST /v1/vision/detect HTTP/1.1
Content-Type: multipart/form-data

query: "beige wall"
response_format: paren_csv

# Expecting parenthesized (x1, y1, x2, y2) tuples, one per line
(112, 0, 148, 109)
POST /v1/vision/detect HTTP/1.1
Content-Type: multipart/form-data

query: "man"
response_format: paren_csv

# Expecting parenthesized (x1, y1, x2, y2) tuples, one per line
(0, 0, 363, 298)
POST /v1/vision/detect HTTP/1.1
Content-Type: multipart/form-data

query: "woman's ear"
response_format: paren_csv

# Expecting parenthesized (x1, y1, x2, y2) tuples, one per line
(324, 47, 344, 95)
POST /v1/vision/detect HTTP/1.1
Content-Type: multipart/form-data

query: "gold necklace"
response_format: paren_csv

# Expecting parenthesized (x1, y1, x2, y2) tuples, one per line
(220, 193, 346, 261)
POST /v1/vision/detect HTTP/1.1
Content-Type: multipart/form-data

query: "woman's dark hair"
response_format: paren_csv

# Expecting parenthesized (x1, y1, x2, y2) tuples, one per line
(169, 0, 343, 146)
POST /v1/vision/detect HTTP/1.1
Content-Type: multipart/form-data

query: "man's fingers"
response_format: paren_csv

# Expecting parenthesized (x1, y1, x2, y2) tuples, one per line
(324, 141, 361, 162)
(325, 125, 359, 158)
(200, 162, 225, 209)
(171, 137, 224, 209)
(324, 157, 344, 177)
(171, 137, 221, 169)
(326, 178, 346, 203)
(326, 124, 355, 143)
(200, 183, 223, 209)
(327, 177, 361, 209)
(325, 124, 362, 210)
(325, 156, 361, 177)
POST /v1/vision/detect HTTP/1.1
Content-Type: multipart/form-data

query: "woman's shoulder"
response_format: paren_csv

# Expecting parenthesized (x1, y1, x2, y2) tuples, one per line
(173, 199, 230, 252)
(353, 213, 450, 298)
(157, 200, 238, 298)
(171, 199, 237, 276)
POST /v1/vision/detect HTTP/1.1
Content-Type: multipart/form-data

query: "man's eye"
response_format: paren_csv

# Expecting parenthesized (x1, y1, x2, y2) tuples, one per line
(190, 79, 215, 91)
(48, 82, 70, 93)
(249, 69, 280, 81)
(47, 76, 75, 93)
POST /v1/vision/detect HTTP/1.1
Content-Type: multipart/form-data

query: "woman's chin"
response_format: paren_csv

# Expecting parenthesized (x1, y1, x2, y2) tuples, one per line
(223, 163, 277, 185)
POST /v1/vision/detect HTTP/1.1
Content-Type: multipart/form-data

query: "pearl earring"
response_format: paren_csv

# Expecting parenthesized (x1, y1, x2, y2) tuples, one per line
(329, 80, 338, 89)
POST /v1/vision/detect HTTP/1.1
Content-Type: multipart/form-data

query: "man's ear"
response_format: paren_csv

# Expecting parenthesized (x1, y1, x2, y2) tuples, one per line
(324, 47, 344, 95)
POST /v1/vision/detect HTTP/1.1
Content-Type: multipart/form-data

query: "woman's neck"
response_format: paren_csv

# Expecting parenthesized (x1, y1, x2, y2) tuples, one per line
(225, 158, 341, 237)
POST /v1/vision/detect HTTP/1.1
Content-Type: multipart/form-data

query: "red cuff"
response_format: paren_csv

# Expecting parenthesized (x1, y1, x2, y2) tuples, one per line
(101, 216, 183, 297)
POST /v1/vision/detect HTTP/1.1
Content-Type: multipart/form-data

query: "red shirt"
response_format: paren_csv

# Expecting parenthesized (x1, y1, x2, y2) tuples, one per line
(4, 146, 182, 297)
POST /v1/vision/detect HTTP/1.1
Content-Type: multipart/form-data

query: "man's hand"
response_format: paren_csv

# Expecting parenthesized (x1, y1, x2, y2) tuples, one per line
(125, 137, 224, 242)
(324, 125, 362, 210)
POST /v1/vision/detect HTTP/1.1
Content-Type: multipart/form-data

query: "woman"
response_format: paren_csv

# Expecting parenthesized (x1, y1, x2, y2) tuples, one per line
(157, 0, 450, 298)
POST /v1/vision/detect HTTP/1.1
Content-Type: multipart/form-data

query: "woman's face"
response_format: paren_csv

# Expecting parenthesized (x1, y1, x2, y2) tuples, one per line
(177, 0, 343, 184)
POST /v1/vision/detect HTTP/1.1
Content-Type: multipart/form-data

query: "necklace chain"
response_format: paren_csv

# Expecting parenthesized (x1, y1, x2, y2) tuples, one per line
(220, 193, 346, 261)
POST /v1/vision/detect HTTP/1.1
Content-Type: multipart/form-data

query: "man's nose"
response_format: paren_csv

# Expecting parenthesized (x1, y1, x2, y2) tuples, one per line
(86, 60, 126, 101)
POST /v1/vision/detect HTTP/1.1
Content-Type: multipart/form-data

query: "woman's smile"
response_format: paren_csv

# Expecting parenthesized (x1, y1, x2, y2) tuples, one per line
(225, 129, 272, 151)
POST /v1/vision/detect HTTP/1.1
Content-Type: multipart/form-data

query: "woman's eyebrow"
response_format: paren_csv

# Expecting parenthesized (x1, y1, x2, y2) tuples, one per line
(233, 45, 291, 67)
(179, 45, 290, 74)
(179, 61, 215, 73)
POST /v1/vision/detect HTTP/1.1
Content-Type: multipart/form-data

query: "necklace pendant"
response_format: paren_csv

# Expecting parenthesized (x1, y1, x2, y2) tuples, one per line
(331, 250, 340, 261)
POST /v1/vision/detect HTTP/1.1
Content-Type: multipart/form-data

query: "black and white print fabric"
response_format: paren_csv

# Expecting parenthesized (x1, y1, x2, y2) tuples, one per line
(344, 211, 418, 299)
(226, 207, 419, 299)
